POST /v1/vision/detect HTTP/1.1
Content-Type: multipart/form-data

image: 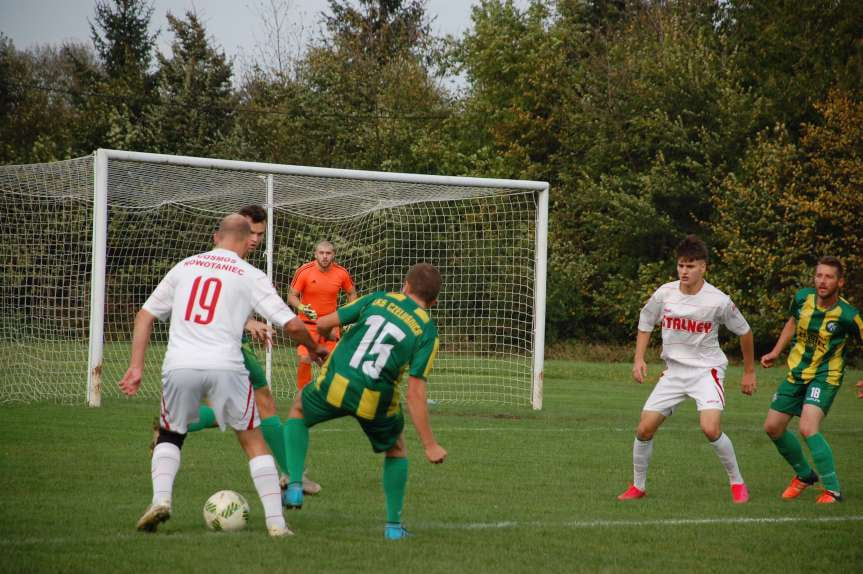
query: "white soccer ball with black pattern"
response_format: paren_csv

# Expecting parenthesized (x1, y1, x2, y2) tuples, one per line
(203, 490, 250, 532)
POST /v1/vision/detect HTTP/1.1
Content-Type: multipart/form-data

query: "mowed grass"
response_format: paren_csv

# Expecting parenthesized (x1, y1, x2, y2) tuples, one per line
(1, 360, 862, 574)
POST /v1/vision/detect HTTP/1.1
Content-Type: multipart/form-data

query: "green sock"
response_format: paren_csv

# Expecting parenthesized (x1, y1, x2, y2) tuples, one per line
(187, 405, 216, 432)
(772, 431, 813, 479)
(260, 416, 287, 475)
(283, 418, 308, 485)
(383, 457, 408, 524)
(805, 433, 840, 493)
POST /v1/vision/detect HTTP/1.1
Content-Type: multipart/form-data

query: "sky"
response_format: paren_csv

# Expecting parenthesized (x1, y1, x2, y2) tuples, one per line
(0, 1, 515, 63)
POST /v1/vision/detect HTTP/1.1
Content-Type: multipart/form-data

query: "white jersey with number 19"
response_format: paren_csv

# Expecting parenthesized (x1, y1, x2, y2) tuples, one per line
(142, 247, 296, 374)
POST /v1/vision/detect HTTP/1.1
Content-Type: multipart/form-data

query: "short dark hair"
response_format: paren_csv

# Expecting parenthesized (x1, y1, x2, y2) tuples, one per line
(817, 255, 844, 279)
(238, 205, 267, 223)
(405, 263, 442, 305)
(676, 234, 709, 263)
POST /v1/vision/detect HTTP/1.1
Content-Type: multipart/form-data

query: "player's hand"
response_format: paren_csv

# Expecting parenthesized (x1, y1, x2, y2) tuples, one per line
(424, 443, 447, 464)
(760, 350, 779, 368)
(118, 367, 143, 396)
(632, 359, 648, 384)
(245, 319, 274, 347)
(856, 380, 863, 399)
(308, 344, 329, 365)
(298, 304, 318, 320)
(741, 371, 756, 396)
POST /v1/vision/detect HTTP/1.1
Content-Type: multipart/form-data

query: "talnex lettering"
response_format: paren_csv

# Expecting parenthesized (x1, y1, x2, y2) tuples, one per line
(662, 316, 712, 334)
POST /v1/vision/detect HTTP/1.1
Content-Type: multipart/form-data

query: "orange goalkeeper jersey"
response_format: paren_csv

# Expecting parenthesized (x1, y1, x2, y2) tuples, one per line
(290, 262, 354, 321)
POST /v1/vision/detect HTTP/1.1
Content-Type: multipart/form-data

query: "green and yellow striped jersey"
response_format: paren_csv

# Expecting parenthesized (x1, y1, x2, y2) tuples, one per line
(313, 291, 439, 420)
(785, 288, 863, 386)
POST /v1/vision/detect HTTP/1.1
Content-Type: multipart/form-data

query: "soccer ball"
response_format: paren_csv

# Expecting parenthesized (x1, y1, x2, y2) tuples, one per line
(203, 490, 250, 532)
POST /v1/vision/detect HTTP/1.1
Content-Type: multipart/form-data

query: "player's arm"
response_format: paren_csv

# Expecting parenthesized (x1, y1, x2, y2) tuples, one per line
(118, 309, 156, 396)
(253, 274, 326, 363)
(287, 285, 317, 320)
(634, 289, 662, 384)
(406, 375, 447, 464)
(856, 380, 863, 399)
(319, 292, 375, 340)
(632, 330, 651, 384)
(760, 317, 796, 368)
(316, 311, 340, 341)
(244, 318, 274, 346)
(346, 286, 358, 303)
(738, 330, 756, 395)
(282, 317, 326, 362)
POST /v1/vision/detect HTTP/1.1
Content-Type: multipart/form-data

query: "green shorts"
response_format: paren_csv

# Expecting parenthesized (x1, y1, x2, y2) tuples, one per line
(241, 339, 268, 390)
(769, 379, 839, 417)
(301, 384, 404, 453)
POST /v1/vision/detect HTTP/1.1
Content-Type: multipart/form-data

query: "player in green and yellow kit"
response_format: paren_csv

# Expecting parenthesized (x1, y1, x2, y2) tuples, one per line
(281, 263, 447, 539)
(762, 256, 863, 503)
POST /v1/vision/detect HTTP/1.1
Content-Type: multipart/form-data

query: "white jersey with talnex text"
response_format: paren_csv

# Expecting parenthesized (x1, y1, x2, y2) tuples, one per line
(638, 280, 750, 369)
(142, 247, 296, 374)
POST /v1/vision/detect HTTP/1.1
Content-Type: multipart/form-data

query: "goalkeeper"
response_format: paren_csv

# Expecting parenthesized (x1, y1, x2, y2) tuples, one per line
(287, 240, 357, 390)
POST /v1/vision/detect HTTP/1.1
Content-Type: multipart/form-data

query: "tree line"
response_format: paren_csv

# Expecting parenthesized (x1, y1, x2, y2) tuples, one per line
(2, 0, 862, 350)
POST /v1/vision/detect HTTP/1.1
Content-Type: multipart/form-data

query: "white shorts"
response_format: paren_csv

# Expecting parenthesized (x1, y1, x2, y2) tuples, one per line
(642, 365, 726, 416)
(159, 369, 259, 434)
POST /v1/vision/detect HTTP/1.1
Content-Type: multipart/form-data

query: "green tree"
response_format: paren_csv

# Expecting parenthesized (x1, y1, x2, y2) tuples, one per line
(83, 0, 159, 151)
(718, 0, 863, 134)
(149, 11, 237, 156)
(548, 1, 766, 340)
(712, 89, 863, 346)
(0, 36, 101, 163)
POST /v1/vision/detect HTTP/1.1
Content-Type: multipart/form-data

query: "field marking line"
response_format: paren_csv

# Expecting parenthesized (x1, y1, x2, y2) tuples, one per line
(3, 516, 862, 546)
(431, 515, 863, 530)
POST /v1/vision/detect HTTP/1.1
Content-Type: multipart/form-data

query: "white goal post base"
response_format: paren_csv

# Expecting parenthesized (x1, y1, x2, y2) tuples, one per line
(0, 149, 548, 409)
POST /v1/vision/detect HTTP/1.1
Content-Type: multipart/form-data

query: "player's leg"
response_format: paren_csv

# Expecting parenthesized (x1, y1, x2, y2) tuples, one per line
(693, 368, 747, 502)
(797, 383, 842, 502)
(235, 428, 292, 536)
(617, 410, 665, 499)
(764, 381, 818, 498)
(383, 434, 409, 540)
(282, 392, 309, 509)
(700, 409, 747, 503)
(186, 405, 217, 432)
(619, 372, 680, 500)
(296, 339, 314, 391)
(138, 369, 201, 532)
(361, 411, 409, 540)
(210, 370, 291, 536)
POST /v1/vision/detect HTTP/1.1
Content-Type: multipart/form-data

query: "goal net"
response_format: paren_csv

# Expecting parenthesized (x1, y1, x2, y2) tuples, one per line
(0, 150, 548, 408)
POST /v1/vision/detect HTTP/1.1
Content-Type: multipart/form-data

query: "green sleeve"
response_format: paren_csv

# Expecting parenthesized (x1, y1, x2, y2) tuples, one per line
(409, 324, 439, 379)
(337, 291, 379, 326)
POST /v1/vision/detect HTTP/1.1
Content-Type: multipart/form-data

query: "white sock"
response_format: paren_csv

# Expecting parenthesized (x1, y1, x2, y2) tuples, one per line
(151, 442, 181, 507)
(710, 433, 744, 484)
(633, 437, 653, 491)
(249, 454, 286, 530)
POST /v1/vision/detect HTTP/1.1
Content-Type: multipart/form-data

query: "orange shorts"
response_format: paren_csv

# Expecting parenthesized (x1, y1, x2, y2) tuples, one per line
(297, 323, 339, 358)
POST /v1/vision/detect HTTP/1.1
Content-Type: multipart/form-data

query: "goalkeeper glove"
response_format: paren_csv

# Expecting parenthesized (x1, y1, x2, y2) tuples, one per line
(298, 303, 318, 320)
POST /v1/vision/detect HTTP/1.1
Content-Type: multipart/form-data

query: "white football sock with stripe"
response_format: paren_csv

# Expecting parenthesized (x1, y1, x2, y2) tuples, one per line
(710, 433, 744, 484)
(633, 437, 653, 491)
(151, 442, 181, 507)
(249, 454, 286, 530)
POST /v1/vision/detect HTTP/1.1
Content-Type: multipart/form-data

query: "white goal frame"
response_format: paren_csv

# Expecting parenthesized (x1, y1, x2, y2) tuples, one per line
(81, 149, 547, 408)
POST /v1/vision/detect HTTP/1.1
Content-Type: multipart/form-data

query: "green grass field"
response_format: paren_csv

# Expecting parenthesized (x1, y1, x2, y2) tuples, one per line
(2, 360, 862, 573)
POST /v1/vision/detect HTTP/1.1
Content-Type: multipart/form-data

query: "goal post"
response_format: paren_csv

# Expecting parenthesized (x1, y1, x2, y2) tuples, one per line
(1, 149, 549, 409)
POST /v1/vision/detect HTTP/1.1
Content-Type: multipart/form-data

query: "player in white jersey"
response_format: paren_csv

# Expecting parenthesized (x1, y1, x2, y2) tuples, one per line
(118, 214, 328, 537)
(617, 235, 757, 503)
